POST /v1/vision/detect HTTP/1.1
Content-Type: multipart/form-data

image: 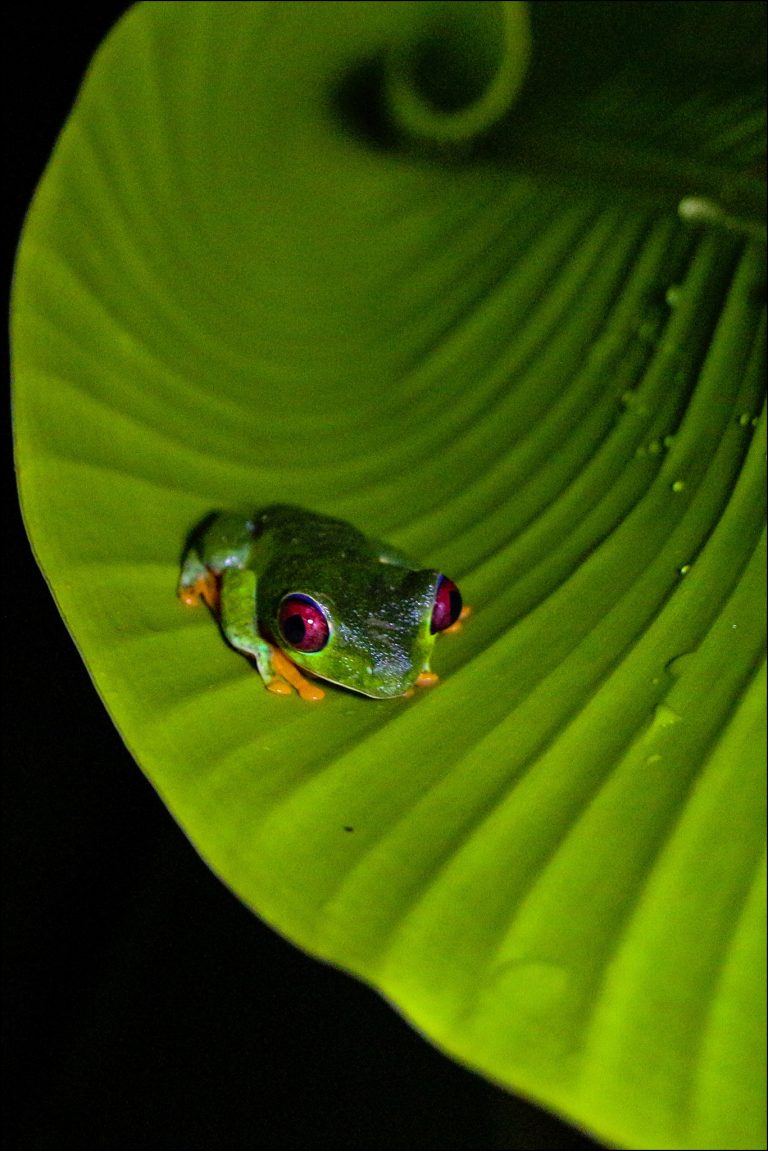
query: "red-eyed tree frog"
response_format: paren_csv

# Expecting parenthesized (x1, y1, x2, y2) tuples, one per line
(178, 505, 468, 701)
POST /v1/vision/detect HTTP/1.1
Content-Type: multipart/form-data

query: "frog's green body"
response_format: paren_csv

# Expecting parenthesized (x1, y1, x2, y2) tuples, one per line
(178, 505, 463, 700)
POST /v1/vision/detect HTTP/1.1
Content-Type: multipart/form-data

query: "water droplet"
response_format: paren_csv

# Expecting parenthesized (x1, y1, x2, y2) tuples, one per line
(665, 285, 681, 307)
(671, 479, 686, 493)
(646, 753, 663, 765)
(648, 439, 662, 455)
(678, 563, 691, 575)
(621, 390, 649, 415)
(645, 703, 682, 741)
(678, 196, 725, 225)
(663, 434, 676, 448)
(738, 412, 753, 427)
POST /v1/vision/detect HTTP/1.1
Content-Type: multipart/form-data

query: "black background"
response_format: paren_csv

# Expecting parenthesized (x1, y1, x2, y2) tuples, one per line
(2, 8, 601, 1149)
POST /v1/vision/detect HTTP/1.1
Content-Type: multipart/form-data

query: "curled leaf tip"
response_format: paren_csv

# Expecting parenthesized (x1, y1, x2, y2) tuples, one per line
(384, 0, 531, 147)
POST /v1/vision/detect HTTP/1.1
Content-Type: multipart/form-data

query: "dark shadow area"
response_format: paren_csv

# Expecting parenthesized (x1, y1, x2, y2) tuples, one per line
(333, 55, 400, 152)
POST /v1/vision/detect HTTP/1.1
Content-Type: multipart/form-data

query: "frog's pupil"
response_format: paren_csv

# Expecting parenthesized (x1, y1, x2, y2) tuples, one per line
(283, 613, 305, 645)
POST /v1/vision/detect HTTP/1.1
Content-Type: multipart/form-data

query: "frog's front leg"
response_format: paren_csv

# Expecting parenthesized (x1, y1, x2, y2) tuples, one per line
(219, 568, 324, 702)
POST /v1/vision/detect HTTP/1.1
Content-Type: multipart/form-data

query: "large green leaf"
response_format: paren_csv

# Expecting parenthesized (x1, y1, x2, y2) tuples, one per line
(11, 3, 766, 1148)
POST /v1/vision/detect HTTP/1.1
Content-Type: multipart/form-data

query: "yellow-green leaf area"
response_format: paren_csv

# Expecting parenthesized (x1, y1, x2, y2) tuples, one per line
(11, 3, 766, 1149)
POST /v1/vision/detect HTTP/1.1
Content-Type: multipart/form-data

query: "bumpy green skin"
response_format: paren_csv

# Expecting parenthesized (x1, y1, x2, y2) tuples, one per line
(179, 505, 446, 698)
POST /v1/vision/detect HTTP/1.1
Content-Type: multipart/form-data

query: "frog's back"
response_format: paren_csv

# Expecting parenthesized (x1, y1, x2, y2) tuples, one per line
(251, 504, 371, 559)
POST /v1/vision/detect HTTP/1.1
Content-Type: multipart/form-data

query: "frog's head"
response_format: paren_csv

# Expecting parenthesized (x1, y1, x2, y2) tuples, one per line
(269, 565, 462, 698)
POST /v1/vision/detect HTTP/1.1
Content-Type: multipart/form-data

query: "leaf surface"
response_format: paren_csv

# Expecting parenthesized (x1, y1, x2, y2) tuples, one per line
(12, 3, 766, 1148)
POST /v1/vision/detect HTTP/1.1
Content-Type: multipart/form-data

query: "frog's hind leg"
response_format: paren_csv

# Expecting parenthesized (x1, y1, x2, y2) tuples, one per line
(177, 510, 254, 610)
(177, 550, 220, 610)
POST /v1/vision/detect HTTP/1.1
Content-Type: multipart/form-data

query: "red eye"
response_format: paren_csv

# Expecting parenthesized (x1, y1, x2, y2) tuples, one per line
(278, 595, 330, 653)
(431, 576, 462, 633)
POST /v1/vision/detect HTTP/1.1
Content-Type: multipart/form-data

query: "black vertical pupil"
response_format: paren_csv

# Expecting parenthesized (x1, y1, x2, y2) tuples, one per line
(449, 588, 461, 623)
(283, 614, 306, 645)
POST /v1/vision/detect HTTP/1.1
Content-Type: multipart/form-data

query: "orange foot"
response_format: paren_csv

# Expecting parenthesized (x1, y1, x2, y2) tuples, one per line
(178, 572, 220, 612)
(270, 647, 325, 702)
(403, 670, 439, 698)
(443, 604, 472, 635)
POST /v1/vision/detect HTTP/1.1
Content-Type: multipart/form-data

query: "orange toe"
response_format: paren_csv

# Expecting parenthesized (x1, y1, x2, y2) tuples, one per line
(271, 648, 325, 701)
(178, 572, 220, 611)
(267, 679, 293, 696)
(444, 604, 472, 634)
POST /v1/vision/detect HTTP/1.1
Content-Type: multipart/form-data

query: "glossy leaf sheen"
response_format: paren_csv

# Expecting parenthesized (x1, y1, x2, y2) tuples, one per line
(12, 3, 766, 1149)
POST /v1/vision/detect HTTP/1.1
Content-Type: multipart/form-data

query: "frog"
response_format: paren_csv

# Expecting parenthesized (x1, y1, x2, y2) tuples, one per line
(177, 504, 468, 701)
